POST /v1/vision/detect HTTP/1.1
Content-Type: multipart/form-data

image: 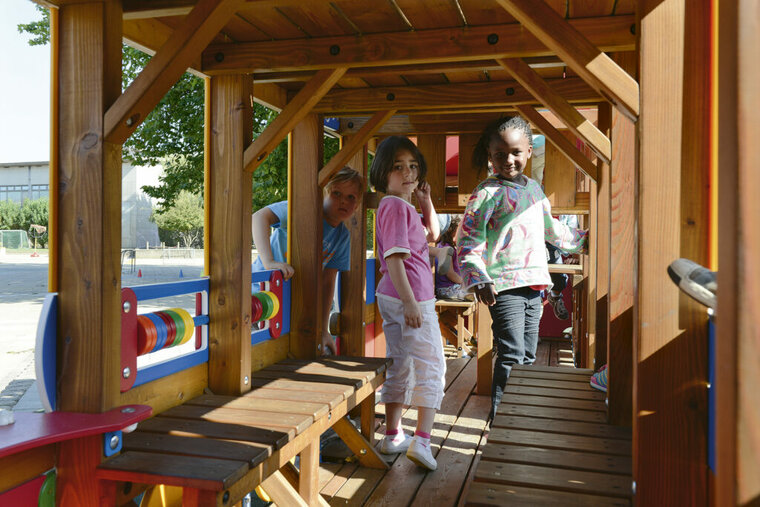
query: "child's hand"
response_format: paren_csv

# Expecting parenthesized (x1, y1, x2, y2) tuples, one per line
(414, 181, 432, 204)
(475, 284, 498, 306)
(263, 260, 295, 280)
(403, 300, 423, 328)
(321, 331, 337, 356)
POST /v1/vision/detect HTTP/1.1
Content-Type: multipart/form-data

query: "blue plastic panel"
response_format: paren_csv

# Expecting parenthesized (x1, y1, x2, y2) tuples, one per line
(365, 258, 376, 304)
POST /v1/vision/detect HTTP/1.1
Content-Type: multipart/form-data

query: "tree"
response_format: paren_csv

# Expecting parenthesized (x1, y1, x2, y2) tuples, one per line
(18, 7, 290, 213)
(151, 191, 204, 248)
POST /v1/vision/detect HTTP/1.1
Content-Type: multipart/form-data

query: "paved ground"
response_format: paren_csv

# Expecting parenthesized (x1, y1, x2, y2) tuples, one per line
(0, 250, 206, 412)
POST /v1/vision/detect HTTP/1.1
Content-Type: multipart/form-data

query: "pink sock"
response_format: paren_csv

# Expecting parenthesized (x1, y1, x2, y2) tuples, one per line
(414, 431, 431, 440)
(385, 428, 399, 436)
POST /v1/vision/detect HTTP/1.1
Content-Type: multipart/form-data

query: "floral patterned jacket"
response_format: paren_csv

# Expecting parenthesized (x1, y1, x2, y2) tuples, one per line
(456, 176, 587, 293)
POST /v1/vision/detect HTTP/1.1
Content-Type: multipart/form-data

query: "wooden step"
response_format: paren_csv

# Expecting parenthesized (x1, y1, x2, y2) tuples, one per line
(504, 384, 606, 401)
(481, 444, 632, 475)
(496, 403, 608, 423)
(492, 415, 631, 440)
(475, 461, 632, 499)
(501, 393, 606, 412)
(487, 428, 632, 456)
(466, 482, 629, 506)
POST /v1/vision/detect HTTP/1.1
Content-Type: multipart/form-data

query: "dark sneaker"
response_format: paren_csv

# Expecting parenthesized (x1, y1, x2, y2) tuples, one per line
(547, 292, 569, 320)
(667, 258, 716, 309)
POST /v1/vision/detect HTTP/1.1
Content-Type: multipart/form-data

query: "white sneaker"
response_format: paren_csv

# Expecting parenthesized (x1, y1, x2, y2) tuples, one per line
(406, 436, 437, 470)
(379, 432, 412, 454)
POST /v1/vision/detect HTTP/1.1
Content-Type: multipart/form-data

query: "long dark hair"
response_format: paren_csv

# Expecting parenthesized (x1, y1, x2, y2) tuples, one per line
(471, 116, 533, 173)
(369, 136, 427, 193)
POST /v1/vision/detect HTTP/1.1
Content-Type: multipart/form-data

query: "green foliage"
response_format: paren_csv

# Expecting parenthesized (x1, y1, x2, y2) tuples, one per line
(20, 198, 49, 230)
(151, 191, 204, 248)
(16, 5, 49, 46)
(0, 201, 21, 230)
(0, 198, 49, 247)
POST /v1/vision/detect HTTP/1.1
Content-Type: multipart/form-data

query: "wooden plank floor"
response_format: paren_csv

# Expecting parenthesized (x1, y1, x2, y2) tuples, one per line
(302, 337, 623, 506)
(462, 340, 633, 506)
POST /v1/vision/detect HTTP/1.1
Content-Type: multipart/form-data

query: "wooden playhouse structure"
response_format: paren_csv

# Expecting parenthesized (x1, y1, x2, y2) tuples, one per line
(0, 0, 758, 505)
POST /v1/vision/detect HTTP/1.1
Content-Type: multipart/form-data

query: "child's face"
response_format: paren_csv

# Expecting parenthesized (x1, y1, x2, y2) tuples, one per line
(323, 179, 361, 226)
(386, 149, 420, 199)
(487, 127, 532, 182)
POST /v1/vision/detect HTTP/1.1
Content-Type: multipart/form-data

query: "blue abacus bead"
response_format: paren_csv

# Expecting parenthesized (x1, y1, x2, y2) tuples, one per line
(146, 313, 168, 352)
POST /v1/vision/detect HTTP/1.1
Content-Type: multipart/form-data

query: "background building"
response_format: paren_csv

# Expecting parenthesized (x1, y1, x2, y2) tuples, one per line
(0, 161, 160, 248)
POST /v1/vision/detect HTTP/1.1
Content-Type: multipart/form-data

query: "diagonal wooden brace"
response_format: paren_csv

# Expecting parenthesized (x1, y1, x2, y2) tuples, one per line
(499, 57, 611, 165)
(244, 68, 347, 173)
(319, 109, 396, 186)
(105, 0, 245, 145)
(332, 417, 389, 470)
(496, 0, 639, 120)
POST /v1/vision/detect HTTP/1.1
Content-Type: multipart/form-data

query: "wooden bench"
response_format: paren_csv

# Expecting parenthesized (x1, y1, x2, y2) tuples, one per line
(465, 365, 633, 506)
(435, 299, 477, 356)
(97, 356, 391, 506)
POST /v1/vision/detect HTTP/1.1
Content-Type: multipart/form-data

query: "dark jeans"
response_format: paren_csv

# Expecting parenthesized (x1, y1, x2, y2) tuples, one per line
(488, 286, 541, 420)
(547, 244, 567, 293)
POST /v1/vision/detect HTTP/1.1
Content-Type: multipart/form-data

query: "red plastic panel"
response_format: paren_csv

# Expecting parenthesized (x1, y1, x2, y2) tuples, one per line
(0, 405, 151, 459)
(268, 270, 284, 338)
(120, 288, 138, 392)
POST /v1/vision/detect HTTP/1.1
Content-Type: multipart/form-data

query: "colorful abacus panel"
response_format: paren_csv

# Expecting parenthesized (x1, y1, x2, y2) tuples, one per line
(252, 291, 279, 322)
(136, 309, 195, 356)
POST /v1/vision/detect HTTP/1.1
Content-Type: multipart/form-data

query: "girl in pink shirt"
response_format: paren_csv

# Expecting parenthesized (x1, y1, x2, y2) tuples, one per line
(370, 136, 446, 471)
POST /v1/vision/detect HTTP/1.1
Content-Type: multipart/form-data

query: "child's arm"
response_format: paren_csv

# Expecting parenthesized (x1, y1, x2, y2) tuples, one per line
(386, 253, 422, 328)
(457, 188, 496, 293)
(321, 268, 339, 354)
(415, 181, 440, 242)
(542, 201, 588, 254)
(252, 207, 295, 279)
(446, 269, 463, 285)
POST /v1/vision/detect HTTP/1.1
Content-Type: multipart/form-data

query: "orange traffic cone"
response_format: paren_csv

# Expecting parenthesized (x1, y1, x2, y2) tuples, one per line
(138, 269, 142, 278)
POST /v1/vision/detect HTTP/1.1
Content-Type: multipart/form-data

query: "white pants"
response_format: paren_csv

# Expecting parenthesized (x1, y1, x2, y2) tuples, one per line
(377, 295, 446, 410)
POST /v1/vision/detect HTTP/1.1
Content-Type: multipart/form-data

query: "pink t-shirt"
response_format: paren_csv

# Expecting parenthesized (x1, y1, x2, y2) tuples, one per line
(376, 196, 435, 302)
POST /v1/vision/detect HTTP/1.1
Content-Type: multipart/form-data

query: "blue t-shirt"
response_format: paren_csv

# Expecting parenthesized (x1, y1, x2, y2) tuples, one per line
(253, 200, 351, 272)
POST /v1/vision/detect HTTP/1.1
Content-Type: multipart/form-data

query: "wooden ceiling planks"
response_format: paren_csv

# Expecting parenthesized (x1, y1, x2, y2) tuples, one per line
(394, 0, 464, 30)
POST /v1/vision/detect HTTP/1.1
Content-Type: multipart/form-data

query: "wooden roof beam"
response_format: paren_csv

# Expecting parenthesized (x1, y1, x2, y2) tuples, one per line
(244, 68, 347, 173)
(122, 0, 334, 19)
(516, 104, 598, 181)
(105, 0, 245, 145)
(310, 77, 598, 115)
(496, 0, 639, 120)
(252, 56, 569, 83)
(201, 15, 635, 74)
(499, 57, 611, 164)
(319, 110, 395, 186)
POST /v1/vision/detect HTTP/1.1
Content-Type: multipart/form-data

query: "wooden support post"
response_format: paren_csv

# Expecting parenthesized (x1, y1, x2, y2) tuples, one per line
(289, 114, 324, 359)
(595, 103, 611, 370)
(607, 54, 636, 428)
(207, 74, 253, 395)
(457, 133, 484, 205)
(715, 1, 760, 505)
(635, 1, 709, 504)
(298, 441, 320, 505)
(496, 0, 639, 120)
(360, 391, 376, 446)
(340, 136, 369, 357)
(476, 302, 493, 396)
(56, 0, 122, 414)
(416, 134, 447, 210)
(498, 57, 611, 164)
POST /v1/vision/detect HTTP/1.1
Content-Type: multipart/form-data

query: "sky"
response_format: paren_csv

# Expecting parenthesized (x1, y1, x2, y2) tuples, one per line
(0, 0, 50, 164)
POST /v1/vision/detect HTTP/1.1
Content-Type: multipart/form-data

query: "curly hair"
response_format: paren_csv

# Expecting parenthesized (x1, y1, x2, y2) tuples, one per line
(471, 116, 533, 173)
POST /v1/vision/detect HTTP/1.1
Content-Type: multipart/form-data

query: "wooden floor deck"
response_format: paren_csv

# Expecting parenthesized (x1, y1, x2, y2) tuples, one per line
(309, 336, 606, 506)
